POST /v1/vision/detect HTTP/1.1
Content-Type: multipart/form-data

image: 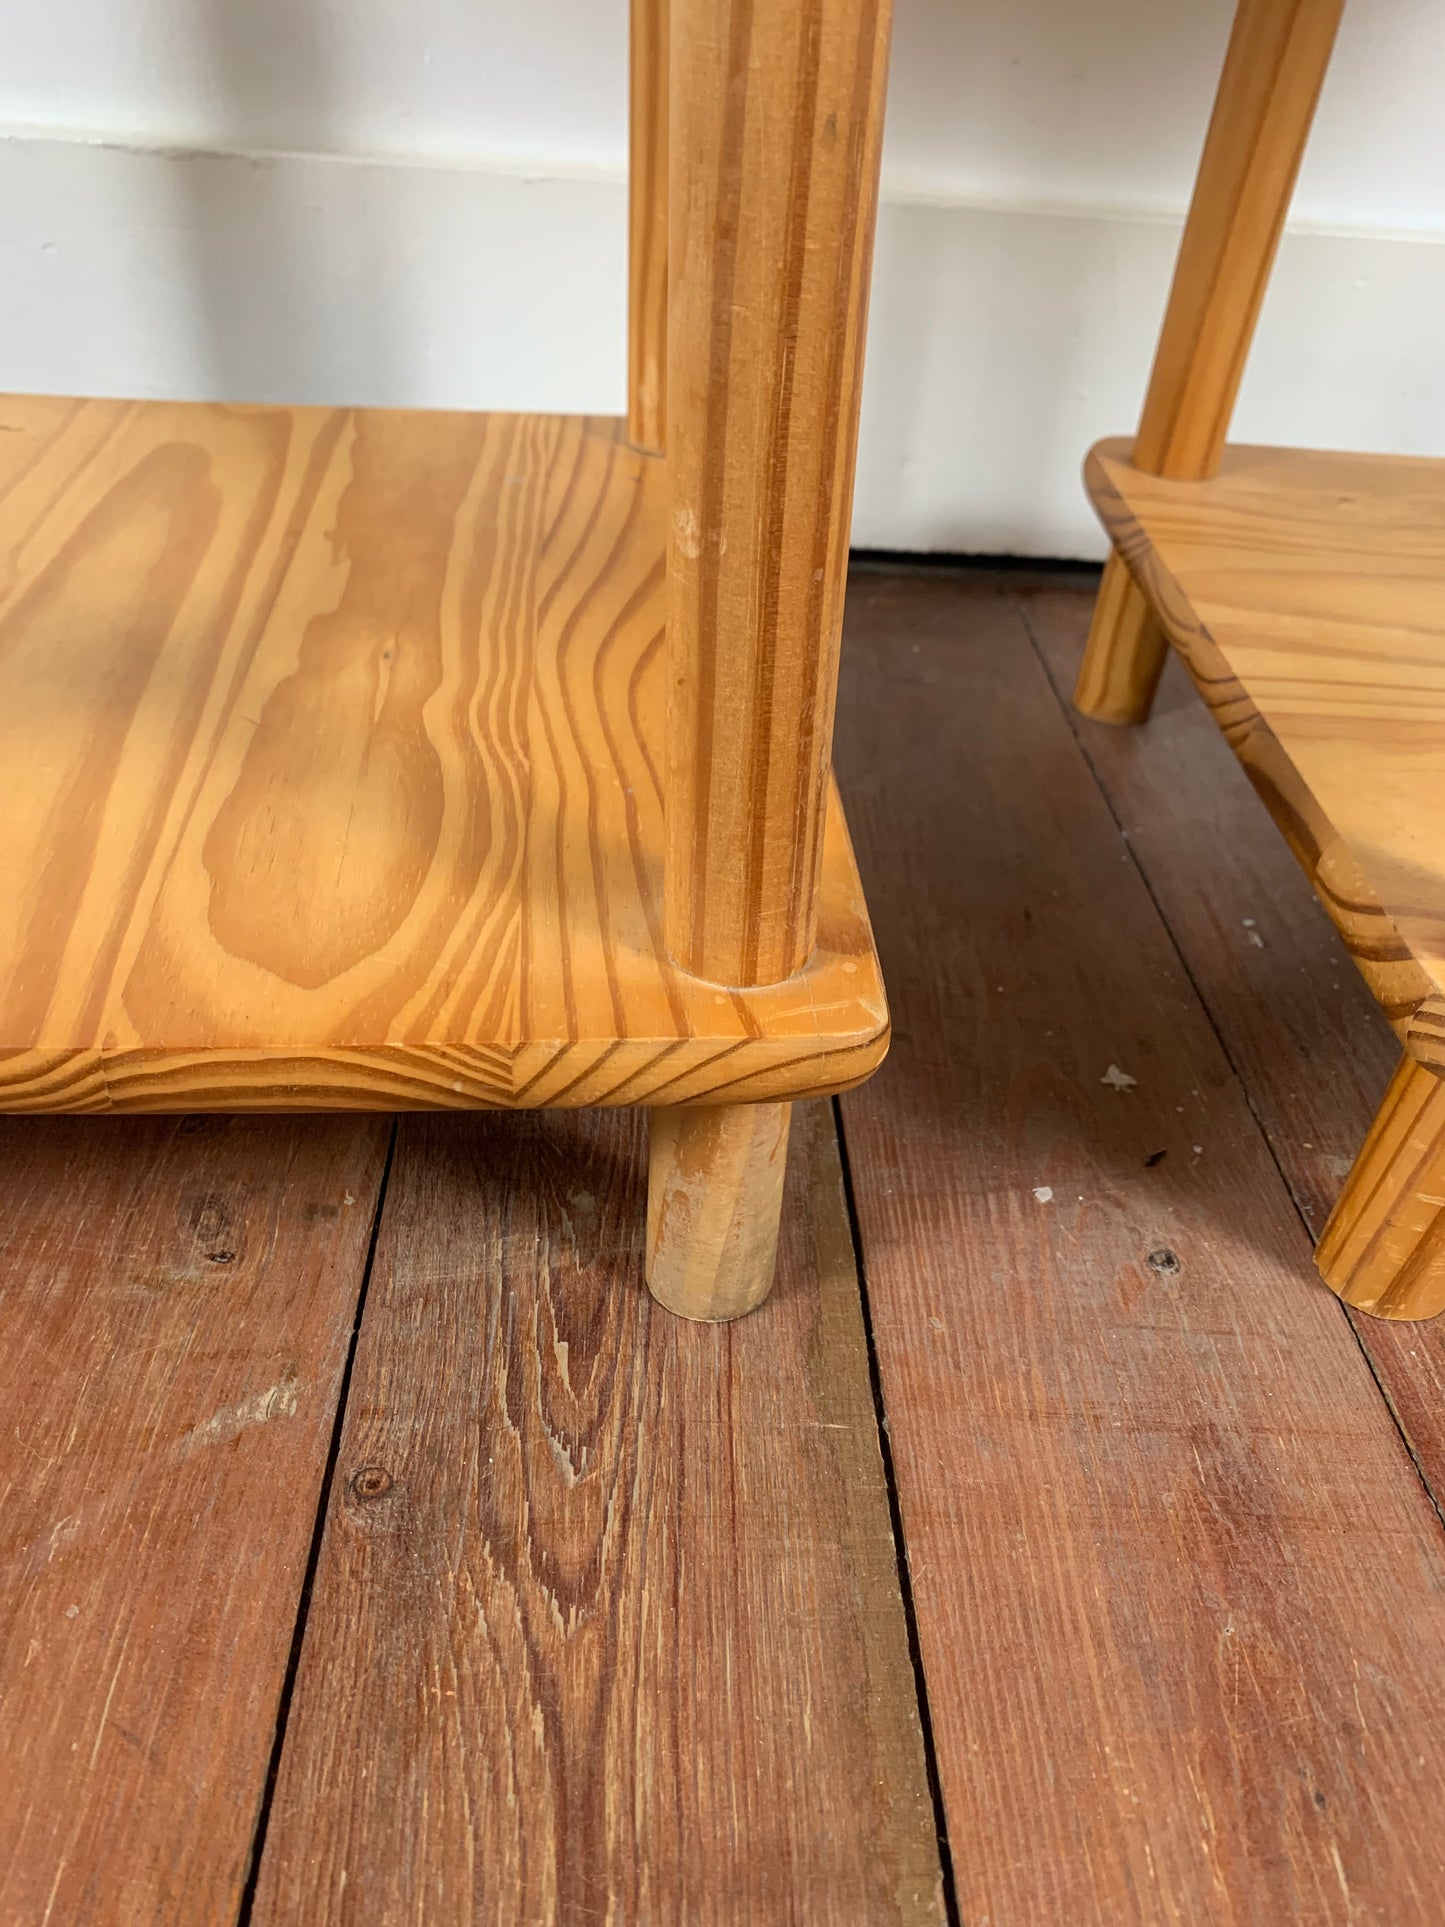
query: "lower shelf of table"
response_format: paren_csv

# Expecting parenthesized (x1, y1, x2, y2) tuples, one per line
(0, 396, 887, 1114)
(1086, 436, 1445, 1068)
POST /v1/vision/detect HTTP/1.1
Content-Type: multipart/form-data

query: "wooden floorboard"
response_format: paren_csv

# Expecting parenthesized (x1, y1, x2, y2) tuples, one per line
(0, 1113, 390, 1927)
(249, 1102, 942, 1927)
(15, 563, 1445, 1926)
(1023, 579, 1445, 1527)
(835, 567, 1445, 1926)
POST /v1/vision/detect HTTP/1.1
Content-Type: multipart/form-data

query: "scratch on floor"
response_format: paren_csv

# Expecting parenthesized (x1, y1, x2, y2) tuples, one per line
(182, 1372, 300, 1451)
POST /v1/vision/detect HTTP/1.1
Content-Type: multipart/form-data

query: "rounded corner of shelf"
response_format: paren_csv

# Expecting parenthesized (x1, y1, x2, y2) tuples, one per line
(847, 1011, 892, 1086)
(1084, 435, 1130, 477)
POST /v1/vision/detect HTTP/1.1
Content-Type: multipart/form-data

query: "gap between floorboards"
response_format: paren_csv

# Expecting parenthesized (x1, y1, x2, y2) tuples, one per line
(832, 1094, 963, 1927)
(235, 1118, 401, 1927)
(1012, 580, 1445, 1540)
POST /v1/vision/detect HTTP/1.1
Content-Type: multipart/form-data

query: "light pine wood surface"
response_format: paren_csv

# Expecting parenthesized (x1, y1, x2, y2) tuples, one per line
(627, 0, 669, 455)
(646, 1099, 792, 1319)
(1130, 0, 1344, 482)
(1074, 0, 1343, 726)
(664, 0, 892, 987)
(1073, 549, 1169, 726)
(1318, 1053, 1445, 1321)
(0, 395, 886, 1115)
(1088, 439, 1445, 1053)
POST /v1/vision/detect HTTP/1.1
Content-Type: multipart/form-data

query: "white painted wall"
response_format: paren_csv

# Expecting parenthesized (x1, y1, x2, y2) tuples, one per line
(1, 0, 1442, 555)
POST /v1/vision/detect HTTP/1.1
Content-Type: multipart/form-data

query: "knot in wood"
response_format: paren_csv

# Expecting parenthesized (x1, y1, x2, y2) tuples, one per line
(350, 1464, 394, 1502)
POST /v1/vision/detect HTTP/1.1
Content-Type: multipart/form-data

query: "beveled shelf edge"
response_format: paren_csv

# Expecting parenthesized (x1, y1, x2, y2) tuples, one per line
(0, 1038, 893, 1116)
(0, 1028, 888, 1117)
(1084, 436, 1445, 1074)
(2, 812, 890, 1113)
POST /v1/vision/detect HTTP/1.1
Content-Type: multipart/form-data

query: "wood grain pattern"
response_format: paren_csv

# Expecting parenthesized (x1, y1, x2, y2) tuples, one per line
(664, 0, 893, 986)
(1088, 437, 1445, 1047)
(1072, 547, 1169, 725)
(646, 1099, 791, 1319)
(1027, 576, 1402, 1246)
(1073, 0, 1341, 727)
(1029, 573, 1445, 1516)
(0, 396, 886, 1114)
(628, 0, 669, 454)
(1131, 0, 1343, 482)
(249, 1102, 943, 1926)
(837, 569, 1445, 1925)
(1316, 1053, 1445, 1319)
(0, 1110, 389, 1926)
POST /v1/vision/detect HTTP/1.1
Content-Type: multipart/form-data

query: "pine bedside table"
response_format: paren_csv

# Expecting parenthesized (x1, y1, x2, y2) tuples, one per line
(1076, 0, 1445, 1322)
(0, 0, 894, 1322)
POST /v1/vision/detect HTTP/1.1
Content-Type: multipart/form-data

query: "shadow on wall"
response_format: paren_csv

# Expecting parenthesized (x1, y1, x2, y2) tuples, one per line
(142, 0, 627, 413)
(881, 0, 1237, 208)
(883, 0, 1439, 225)
(1, 0, 1441, 539)
(856, 201, 1130, 560)
(853, 0, 1445, 557)
(175, 0, 406, 405)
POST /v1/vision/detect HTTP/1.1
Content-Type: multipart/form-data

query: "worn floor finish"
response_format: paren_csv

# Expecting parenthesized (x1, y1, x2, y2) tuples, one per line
(4, 567, 1445, 1925)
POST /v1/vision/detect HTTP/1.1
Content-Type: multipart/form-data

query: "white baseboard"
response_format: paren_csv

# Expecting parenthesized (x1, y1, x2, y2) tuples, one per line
(2, 130, 1442, 558)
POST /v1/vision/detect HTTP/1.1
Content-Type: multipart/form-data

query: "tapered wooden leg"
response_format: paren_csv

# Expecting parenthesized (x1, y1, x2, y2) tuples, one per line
(1130, 0, 1344, 483)
(646, 1103, 792, 1321)
(1074, 550, 1171, 725)
(1078, 0, 1342, 730)
(1317, 1056, 1445, 1321)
